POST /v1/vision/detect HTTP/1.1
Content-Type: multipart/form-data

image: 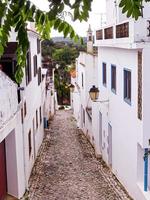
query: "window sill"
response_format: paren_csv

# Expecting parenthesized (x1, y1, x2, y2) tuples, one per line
(124, 97, 131, 105)
(111, 88, 116, 94)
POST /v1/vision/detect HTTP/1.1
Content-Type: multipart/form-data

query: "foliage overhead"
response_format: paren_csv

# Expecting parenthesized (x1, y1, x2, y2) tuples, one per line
(0, 0, 149, 82)
(0, 0, 92, 83)
(119, 0, 149, 19)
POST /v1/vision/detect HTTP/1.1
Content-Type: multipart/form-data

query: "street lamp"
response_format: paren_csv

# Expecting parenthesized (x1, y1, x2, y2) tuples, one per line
(89, 85, 109, 103)
(89, 85, 99, 101)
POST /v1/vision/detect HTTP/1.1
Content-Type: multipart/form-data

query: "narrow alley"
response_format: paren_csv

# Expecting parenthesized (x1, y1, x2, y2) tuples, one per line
(29, 110, 132, 200)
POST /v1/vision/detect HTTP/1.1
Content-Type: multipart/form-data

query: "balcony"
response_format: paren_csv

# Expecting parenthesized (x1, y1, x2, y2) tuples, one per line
(95, 18, 150, 48)
(0, 71, 18, 128)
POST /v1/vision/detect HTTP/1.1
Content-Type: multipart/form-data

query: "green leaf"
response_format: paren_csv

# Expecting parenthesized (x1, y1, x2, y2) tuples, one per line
(54, 18, 61, 29)
(64, 25, 70, 38)
(15, 19, 22, 32)
(58, 3, 64, 13)
(70, 30, 75, 38)
(58, 22, 65, 32)
(0, 43, 4, 57)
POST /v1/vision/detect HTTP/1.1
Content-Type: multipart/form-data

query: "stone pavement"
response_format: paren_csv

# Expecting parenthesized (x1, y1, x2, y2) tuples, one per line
(29, 110, 132, 200)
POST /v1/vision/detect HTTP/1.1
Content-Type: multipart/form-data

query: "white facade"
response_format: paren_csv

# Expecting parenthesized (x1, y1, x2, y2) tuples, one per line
(0, 25, 54, 198)
(71, 28, 98, 152)
(0, 71, 25, 198)
(42, 58, 56, 126)
(72, 2, 150, 200)
(95, 1, 150, 200)
(21, 30, 45, 183)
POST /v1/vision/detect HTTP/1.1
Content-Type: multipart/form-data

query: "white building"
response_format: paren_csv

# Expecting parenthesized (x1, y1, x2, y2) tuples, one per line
(0, 71, 25, 199)
(42, 57, 56, 126)
(72, 1, 150, 200)
(93, 1, 150, 199)
(71, 25, 99, 153)
(0, 24, 52, 199)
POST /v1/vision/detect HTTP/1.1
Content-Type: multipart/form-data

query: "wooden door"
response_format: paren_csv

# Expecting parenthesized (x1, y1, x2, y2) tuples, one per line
(0, 140, 7, 199)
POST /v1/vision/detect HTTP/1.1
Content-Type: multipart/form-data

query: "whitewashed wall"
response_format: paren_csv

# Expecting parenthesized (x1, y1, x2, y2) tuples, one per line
(0, 28, 47, 198)
(19, 31, 44, 183)
(0, 71, 18, 127)
(0, 72, 25, 198)
(72, 52, 98, 148)
(92, 46, 147, 200)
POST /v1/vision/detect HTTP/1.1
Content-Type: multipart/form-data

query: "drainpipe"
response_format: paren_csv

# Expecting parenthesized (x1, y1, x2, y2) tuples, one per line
(144, 148, 148, 192)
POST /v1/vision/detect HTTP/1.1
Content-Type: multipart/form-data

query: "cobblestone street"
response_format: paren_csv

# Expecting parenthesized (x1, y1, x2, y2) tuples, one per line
(29, 110, 132, 200)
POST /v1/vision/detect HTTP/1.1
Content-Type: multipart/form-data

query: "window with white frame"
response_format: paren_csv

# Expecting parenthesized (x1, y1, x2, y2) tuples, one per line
(124, 69, 131, 104)
(111, 65, 116, 93)
(102, 62, 107, 86)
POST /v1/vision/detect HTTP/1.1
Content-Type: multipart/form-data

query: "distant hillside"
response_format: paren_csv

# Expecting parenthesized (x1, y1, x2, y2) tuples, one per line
(52, 37, 87, 44)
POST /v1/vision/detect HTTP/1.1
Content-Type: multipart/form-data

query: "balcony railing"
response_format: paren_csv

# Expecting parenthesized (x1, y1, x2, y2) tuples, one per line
(104, 27, 113, 39)
(116, 22, 129, 38)
(95, 18, 150, 46)
(96, 23, 129, 41)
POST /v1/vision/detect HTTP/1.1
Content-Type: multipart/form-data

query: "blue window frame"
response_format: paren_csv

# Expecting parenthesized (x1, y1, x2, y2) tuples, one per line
(102, 62, 107, 86)
(124, 69, 131, 104)
(111, 65, 116, 93)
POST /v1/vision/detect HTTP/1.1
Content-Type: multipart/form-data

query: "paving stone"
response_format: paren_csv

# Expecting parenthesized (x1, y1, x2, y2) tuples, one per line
(29, 110, 133, 200)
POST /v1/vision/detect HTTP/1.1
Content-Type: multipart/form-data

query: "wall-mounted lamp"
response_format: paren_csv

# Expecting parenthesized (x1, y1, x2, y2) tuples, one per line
(89, 85, 109, 103)
(89, 85, 99, 101)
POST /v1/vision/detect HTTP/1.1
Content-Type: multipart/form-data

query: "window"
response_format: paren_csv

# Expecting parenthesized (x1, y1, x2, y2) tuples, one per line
(102, 62, 107, 86)
(83, 108, 85, 125)
(25, 51, 32, 85)
(33, 118, 35, 133)
(37, 39, 41, 54)
(89, 35, 92, 41)
(28, 130, 32, 157)
(24, 101, 27, 117)
(38, 67, 42, 85)
(33, 55, 37, 76)
(21, 108, 24, 123)
(82, 73, 84, 88)
(36, 110, 38, 129)
(124, 69, 131, 104)
(111, 65, 116, 93)
(39, 106, 42, 124)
